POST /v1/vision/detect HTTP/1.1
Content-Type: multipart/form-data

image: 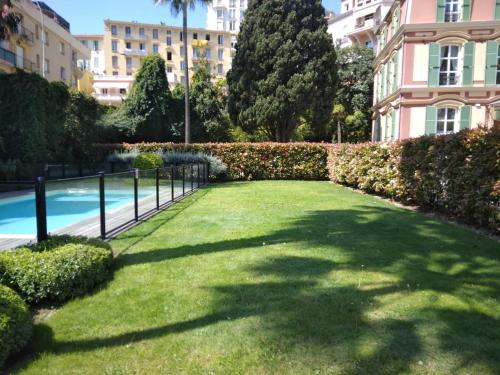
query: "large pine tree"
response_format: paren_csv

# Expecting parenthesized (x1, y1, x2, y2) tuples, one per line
(227, 0, 337, 142)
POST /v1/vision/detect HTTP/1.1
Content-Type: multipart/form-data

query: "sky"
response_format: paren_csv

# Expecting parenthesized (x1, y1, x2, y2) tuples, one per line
(43, 0, 341, 35)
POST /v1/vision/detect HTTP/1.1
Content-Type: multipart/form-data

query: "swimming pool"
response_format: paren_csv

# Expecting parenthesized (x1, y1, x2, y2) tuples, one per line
(0, 188, 153, 236)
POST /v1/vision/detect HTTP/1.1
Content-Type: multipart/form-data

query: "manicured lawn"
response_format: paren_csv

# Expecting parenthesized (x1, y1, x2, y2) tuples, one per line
(13, 181, 500, 374)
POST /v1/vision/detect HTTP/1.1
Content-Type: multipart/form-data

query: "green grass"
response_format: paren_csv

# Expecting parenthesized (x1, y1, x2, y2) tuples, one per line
(12, 181, 500, 374)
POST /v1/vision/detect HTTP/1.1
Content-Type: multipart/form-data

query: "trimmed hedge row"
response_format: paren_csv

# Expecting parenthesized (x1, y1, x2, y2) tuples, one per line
(0, 237, 113, 304)
(328, 128, 500, 232)
(0, 285, 32, 368)
(98, 143, 330, 180)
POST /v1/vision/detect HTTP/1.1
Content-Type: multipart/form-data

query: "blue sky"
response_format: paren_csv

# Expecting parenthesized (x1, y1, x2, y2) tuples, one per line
(44, 0, 341, 35)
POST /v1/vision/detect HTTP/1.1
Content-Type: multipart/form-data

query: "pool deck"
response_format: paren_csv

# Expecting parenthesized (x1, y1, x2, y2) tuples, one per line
(0, 184, 200, 251)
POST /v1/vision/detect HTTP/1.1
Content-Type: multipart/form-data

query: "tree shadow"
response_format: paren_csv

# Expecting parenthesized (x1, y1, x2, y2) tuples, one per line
(15, 203, 500, 373)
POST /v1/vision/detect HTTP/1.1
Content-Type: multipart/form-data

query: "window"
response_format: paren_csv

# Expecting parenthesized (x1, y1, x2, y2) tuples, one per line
(139, 28, 145, 36)
(180, 61, 186, 70)
(206, 48, 211, 59)
(125, 42, 132, 50)
(111, 25, 117, 35)
(112, 40, 118, 52)
(153, 29, 158, 39)
(193, 48, 199, 59)
(218, 49, 224, 61)
(180, 31, 184, 41)
(206, 34, 210, 41)
(229, 21, 236, 31)
(229, 0, 236, 7)
(217, 10, 223, 19)
(113, 71, 118, 76)
(42, 31, 48, 45)
(218, 35, 224, 45)
(193, 32, 198, 40)
(93, 40, 99, 51)
(444, 0, 459, 22)
(35, 24, 39, 39)
(180, 46, 184, 56)
(60, 67, 66, 81)
(126, 57, 132, 68)
(120, 88, 127, 95)
(153, 44, 159, 53)
(112, 56, 118, 67)
(139, 43, 146, 51)
(166, 36, 172, 45)
(497, 45, 500, 84)
(167, 51, 172, 61)
(125, 26, 131, 36)
(36, 54, 40, 71)
(59, 42, 65, 55)
(217, 64, 224, 74)
(94, 57, 99, 68)
(229, 9, 236, 18)
(43, 58, 49, 74)
(81, 39, 88, 47)
(167, 66, 173, 73)
(436, 108, 456, 134)
(439, 45, 460, 85)
(102, 88, 109, 95)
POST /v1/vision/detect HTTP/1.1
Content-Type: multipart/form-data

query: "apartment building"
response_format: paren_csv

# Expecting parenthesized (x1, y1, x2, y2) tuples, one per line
(373, 0, 500, 141)
(75, 35, 105, 75)
(327, 0, 394, 52)
(0, 0, 89, 87)
(206, 0, 247, 49)
(86, 19, 233, 106)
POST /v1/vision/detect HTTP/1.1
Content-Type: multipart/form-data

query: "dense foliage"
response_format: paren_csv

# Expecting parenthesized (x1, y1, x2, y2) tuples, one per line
(0, 71, 100, 178)
(0, 237, 113, 303)
(0, 285, 31, 368)
(0, 0, 19, 41)
(328, 128, 500, 232)
(100, 143, 331, 180)
(132, 153, 164, 170)
(227, 0, 337, 142)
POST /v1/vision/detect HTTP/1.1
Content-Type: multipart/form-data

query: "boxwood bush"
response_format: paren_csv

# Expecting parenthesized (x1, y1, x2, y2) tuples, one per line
(0, 285, 32, 368)
(133, 153, 164, 170)
(0, 237, 113, 304)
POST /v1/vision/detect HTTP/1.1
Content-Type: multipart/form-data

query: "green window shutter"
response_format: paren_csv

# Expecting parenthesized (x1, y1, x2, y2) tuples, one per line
(394, 5, 401, 30)
(391, 112, 397, 139)
(462, 0, 471, 21)
(485, 41, 498, 85)
(428, 43, 441, 87)
(386, 62, 391, 96)
(460, 105, 472, 130)
(425, 106, 437, 135)
(462, 42, 475, 86)
(392, 50, 399, 92)
(496, 0, 500, 20)
(436, 0, 445, 22)
(381, 63, 386, 99)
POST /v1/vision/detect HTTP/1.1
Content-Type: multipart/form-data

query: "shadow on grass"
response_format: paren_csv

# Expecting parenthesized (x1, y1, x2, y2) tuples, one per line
(18, 203, 500, 373)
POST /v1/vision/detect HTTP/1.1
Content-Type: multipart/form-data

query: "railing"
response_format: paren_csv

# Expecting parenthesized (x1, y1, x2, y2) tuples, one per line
(0, 164, 210, 243)
(0, 46, 16, 66)
(19, 25, 34, 44)
(0, 46, 36, 72)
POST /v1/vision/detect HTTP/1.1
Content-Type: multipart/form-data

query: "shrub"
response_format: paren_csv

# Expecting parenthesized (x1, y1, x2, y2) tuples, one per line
(0, 237, 113, 304)
(328, 128, 500, 232)
(162, 151, 227, 179)
(0, 285, 32, 368)
(98, 143, 330, 181)
(133, 153, 164, 170)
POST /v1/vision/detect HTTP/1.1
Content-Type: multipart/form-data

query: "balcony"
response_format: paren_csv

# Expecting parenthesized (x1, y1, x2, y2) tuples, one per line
(0, 46, 36, 72)
(123, 48, 148, 56)
(124, 33, 149, 41)
(18, 25, 34, 45)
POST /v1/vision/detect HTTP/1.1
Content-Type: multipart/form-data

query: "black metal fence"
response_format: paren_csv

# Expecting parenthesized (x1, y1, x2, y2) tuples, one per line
(0, 163, 209, 243)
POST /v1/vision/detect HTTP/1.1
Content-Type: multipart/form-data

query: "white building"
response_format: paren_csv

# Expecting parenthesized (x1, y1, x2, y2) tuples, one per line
(75, 35, 105, 75)
(206, 0, 247, 49)
(327, 0, 394, 52)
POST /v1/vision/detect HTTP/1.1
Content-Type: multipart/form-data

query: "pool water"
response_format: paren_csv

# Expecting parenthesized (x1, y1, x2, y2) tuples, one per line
(0, 188, 152, 235)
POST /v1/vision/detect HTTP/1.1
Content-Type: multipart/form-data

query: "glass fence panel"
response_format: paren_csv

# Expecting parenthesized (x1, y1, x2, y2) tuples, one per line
(104, 171, 135, 234)
(173, 165, 184, 199)
(45, 176, 100, 237)
(138, 169, 157, 217)
(0, 182, 37, 240)
(158, 167, 173, 206)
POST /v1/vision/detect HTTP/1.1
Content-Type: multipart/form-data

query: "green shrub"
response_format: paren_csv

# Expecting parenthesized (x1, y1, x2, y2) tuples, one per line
(162, 151, 227, 179)
(0, 285, 32, 368)
(328, 128, 500, 232)
(0, 237, 113, 304)
(98, 143, 330, 180)
(132, 153, 164, 170)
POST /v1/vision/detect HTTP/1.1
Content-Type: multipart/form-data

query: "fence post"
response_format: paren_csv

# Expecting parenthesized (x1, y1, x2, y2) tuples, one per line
(171, 165, 175, 202)
(197, 164, 200, 188)
(182, 165, 185, 196)
(156, 168, 160, 210)
(99, 172, 106, 240)
(206, 162, 210, 185)
(134, 169, 139, 221)
(190, 164, 194, 191)
(35, 177, 47, 242)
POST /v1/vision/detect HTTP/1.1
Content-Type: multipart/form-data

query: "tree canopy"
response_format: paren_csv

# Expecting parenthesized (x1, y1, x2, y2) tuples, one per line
(227, 0, 337, 142)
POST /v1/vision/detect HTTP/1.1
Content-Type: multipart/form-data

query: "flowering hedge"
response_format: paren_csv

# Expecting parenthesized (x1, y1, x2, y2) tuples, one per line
(328, 128, 500, 232)
(97, 143, 330, 180)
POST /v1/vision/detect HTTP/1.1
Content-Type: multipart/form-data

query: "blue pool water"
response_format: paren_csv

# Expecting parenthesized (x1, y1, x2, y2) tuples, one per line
(0, 189, 151, 235)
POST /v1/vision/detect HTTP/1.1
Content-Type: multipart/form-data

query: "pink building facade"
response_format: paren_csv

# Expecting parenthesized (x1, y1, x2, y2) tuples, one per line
(373, 0, 500, 141)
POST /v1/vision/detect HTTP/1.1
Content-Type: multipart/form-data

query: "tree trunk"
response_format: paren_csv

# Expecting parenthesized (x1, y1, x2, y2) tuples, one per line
(337, 119, 342, 144)
(182, 0, 191, 144)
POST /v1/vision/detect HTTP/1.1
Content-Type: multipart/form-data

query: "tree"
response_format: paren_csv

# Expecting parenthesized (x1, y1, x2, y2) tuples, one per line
(123, 54, 173, 142)
(0, 0, 19, 41)
(334, 44, 374, 142)
(227, 0, 336, 142)
(154, 0, 212, 144)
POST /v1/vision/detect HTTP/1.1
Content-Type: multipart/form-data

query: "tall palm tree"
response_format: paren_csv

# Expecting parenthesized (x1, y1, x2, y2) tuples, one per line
(155, 0, 212, 144)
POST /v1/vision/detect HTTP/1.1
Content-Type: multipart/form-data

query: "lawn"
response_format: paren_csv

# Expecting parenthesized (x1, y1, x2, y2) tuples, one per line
(12, 181, 500, 374)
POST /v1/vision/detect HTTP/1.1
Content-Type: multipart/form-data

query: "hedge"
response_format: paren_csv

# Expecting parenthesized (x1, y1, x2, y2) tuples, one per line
(97, 143, 330, 180)
(0, 285, 32, 368)
(328, 127, 500, 232)
(0, 237, 113, 304)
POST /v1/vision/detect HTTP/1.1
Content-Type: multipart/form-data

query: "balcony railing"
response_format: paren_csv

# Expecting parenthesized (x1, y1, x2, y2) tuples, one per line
(123, 49, 148, 56)
(18, 25, 34, 44)
(0, 46, 36, 72)
(124, 33, 149, 41)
